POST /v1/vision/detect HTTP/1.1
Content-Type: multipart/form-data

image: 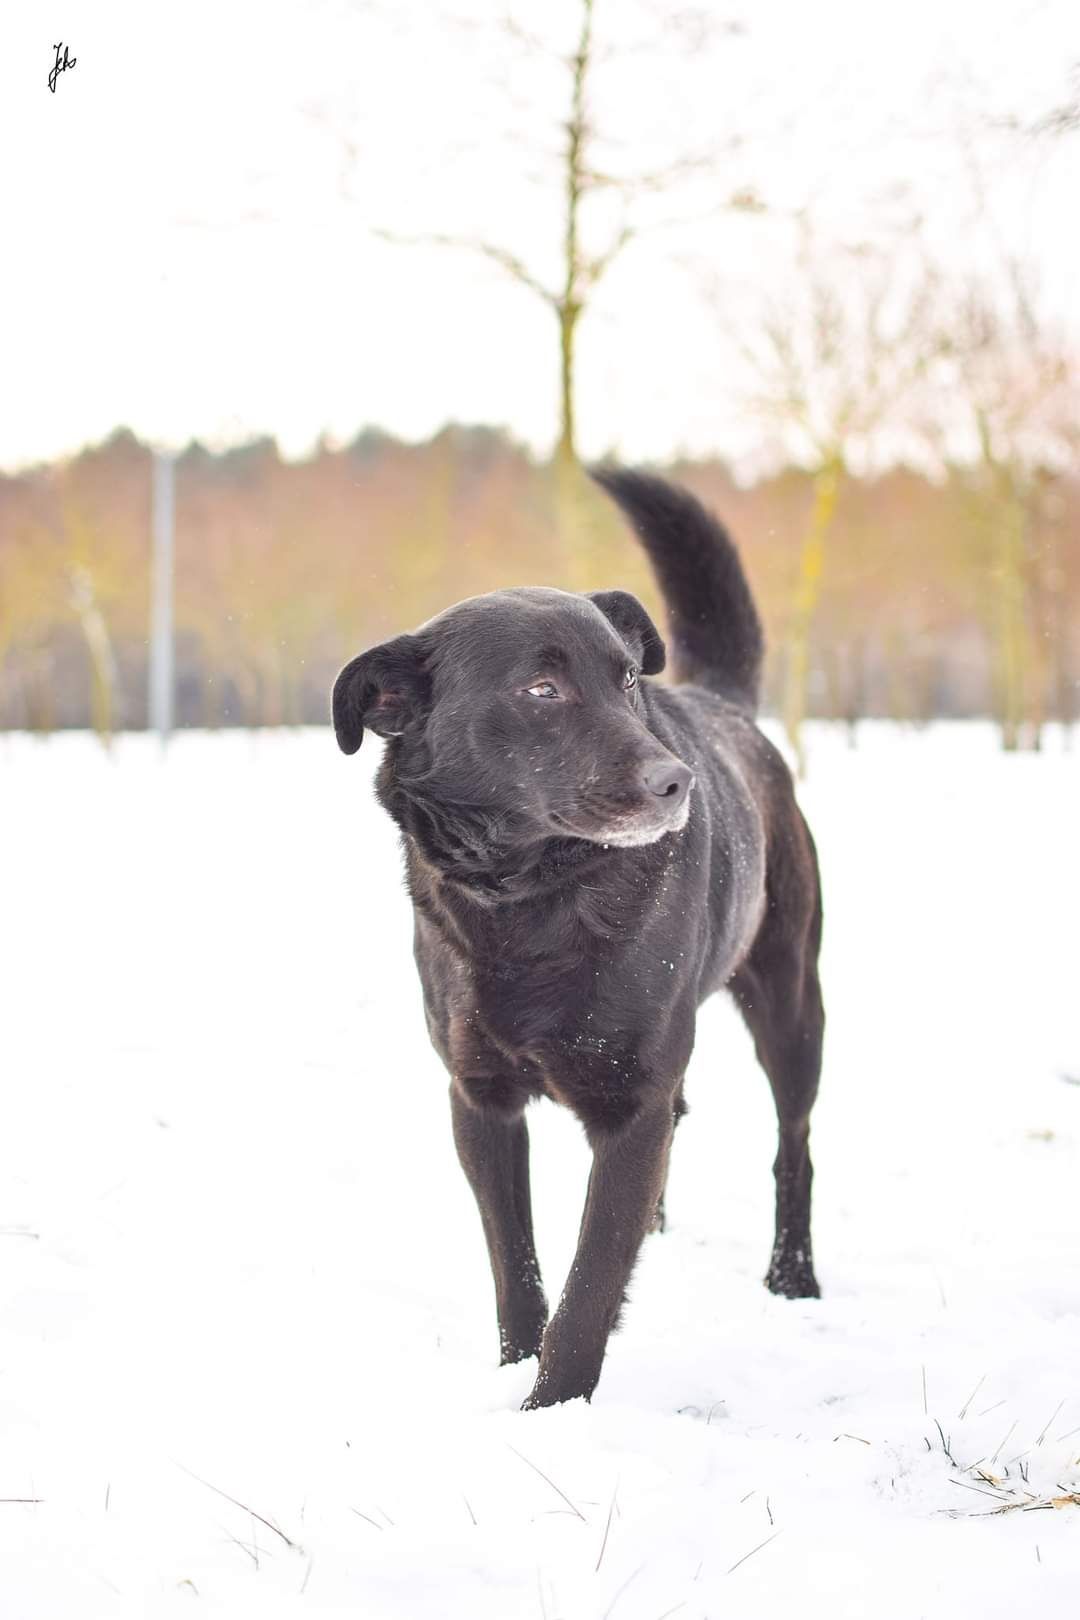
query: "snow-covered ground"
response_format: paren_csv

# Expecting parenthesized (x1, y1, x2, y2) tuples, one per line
(2, 723, 1078, 1618)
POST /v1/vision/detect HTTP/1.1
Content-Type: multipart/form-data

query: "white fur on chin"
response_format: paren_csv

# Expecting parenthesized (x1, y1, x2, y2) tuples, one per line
(591, 792, 691, 848)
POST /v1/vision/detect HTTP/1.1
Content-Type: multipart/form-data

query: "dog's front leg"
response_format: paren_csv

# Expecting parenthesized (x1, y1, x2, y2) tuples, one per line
(450, 1085, 548, 1364)
(523, 1097, 674, 1409)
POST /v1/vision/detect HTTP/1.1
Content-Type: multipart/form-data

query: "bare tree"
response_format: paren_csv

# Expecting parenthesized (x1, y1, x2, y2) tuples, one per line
(929, 270, 1080, 749)
(722, 236, 940, 771)
(318, 1, 755, 472)
(9, 462, 140, 746)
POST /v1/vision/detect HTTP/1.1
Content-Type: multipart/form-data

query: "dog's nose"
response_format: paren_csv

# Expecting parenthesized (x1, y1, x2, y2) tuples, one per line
(642, 758, 693, 806)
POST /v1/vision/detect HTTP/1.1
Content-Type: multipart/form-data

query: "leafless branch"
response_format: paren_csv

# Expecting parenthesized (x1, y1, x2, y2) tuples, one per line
(373, 228, 558, 306)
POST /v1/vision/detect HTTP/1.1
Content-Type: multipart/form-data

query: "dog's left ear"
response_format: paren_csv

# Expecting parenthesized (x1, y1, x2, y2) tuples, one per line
(332, 633, 430, 755)
(588, 590, 666, 675)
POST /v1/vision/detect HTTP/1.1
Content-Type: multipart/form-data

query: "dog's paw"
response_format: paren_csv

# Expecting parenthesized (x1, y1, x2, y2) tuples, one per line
(520, 1353, 599, 1410)
(765, 1260, 820, 1299)
(521, 1382, 591, 1411)
(520, 1374, 555, 1411)
(500, 1335, 544, 1367)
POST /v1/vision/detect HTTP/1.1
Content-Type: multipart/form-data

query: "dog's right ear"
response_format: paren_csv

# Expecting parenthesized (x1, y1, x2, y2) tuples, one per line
(331, 633, 429, 755)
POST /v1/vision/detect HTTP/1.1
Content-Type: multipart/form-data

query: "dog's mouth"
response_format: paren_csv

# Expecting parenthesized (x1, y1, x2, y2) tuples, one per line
(548, 789, 692, 848)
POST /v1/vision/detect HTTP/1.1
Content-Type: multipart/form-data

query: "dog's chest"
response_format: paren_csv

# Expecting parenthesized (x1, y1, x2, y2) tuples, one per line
(470, 928, 599, 1055)
(421, 849, 695, 1099)
(466, 955, 648, 1123)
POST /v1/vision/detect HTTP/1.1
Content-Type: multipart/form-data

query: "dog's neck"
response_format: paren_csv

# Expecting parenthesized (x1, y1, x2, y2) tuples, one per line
(381, 769, 615, 906)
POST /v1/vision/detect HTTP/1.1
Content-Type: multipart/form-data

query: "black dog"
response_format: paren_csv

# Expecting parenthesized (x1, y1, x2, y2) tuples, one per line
(333, 470, 824, 1408)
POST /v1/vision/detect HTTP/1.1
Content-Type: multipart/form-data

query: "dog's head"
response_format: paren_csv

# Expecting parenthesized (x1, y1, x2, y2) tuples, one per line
(333, 587, 693, 852)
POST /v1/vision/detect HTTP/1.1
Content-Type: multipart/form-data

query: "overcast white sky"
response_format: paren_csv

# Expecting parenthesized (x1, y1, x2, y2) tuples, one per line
(1, 0, 1076, 471)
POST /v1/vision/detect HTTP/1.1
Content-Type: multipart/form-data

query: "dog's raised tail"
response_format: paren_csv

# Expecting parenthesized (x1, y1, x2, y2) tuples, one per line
(590, 466, 764, 711)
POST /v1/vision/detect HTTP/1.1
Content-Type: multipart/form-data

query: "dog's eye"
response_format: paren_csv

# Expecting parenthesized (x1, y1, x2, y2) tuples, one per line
(526, 680, 560, 700)
(624, 667, 638, 691)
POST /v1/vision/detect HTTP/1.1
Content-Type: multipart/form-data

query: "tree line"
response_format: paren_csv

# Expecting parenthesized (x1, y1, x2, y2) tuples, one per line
(1, 423, 1076, 752)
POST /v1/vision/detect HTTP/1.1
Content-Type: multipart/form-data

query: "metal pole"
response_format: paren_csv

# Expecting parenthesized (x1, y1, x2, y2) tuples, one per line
(149, 450, 175, 746)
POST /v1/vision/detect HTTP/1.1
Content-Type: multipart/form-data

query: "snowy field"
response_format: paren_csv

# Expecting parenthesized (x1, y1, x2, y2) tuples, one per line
(2, 722, 1078, 1618)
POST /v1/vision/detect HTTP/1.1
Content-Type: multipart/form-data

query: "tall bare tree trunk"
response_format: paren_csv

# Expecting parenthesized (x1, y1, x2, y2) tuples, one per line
(557, 303, 579, 472)
(67, 565, 119, 748)
(783, 454, 842, 775)
(0, 633, 12, 730)
(554, 0, 591, 471)
(975, 418, 1033, 752)
(993, 490, 1029, 751)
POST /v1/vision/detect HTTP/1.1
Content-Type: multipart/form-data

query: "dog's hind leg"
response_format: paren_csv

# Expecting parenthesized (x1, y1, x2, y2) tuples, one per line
(450, 1083, 548, 1364)
(731, 933, 824, 1301)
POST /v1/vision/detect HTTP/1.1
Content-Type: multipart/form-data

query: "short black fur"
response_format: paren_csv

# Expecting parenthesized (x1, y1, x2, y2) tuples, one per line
(333, 468, 825, 1407)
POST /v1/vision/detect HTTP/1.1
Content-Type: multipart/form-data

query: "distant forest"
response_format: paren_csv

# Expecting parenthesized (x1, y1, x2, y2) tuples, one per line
(1, 425, 1076, 748)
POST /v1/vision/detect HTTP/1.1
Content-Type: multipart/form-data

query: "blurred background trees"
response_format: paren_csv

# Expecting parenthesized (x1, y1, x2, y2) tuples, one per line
(1, 419, 1076, 745)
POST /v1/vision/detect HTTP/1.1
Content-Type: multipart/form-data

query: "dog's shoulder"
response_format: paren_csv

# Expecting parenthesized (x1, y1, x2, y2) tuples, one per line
(645, 681, 784, 789)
